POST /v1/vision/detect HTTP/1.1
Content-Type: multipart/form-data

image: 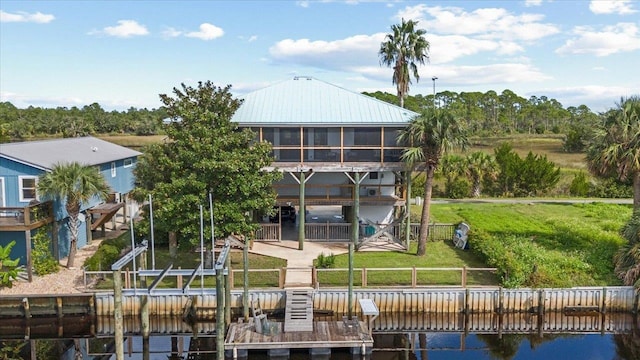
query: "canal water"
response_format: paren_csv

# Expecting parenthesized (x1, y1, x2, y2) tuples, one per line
(1, 315, 638, 359)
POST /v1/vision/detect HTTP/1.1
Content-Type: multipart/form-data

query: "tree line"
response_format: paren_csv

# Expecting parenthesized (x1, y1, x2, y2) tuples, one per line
(365, 90, 600, 138)
(0, 101, 167, 140)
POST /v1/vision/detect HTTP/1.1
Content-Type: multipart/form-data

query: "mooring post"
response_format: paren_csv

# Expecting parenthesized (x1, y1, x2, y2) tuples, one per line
(464, 288, 470, 336)
(114, 269, 124, 360)
(243, 237, 249, 321)
(216, 269, 225, 360)
(537, 289, 545, 338)
(225, 255, 231, 324)
(298, 170, 306, 250)
(348, 242, 354, 319)
(140, 251, 149, 339)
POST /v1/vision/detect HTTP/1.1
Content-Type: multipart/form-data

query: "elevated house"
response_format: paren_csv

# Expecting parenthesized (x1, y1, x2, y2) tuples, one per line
(232, 76, 419, 248)
(0, 136, 140, 280)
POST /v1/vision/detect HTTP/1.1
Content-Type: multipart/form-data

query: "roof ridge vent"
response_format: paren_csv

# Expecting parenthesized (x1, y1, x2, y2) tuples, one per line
(293, 76, 313, 81)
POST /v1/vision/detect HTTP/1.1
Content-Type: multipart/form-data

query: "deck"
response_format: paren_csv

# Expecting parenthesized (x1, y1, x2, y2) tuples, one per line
(224, 319, 373, 353)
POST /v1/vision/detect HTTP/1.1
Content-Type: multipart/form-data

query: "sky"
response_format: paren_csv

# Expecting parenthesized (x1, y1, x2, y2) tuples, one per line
(1, 0, 639, 113)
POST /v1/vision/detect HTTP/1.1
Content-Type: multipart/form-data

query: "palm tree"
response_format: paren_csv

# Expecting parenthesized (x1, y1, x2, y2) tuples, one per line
(399, 109, 468, 256)
(586, 96, 640, 211)
(379, 18, 430, 108)
(38, 162, 110, 268)
(614, 210, 640, 286)
(465, 152, 497, 198)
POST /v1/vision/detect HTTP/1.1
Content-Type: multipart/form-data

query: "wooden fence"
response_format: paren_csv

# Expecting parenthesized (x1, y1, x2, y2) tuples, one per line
(313, 267, 497, 288)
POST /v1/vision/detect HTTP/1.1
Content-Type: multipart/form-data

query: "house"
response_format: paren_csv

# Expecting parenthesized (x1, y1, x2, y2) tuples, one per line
(0, 136, 141, 279)
(232, 76, 418, 248)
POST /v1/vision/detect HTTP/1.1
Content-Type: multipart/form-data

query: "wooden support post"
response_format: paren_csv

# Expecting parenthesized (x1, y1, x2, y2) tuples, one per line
(243, 240, 249, 321)
(25, 230, 33, 282)
(348, 242, 354, 319)
(351, 172, 360, 251)
(362, 267, 367, 287)
(56, 297, 63, 318)
(462, 266, 467, 288)
(279, 267, 285, 288)
(22, 297, 31, 318)
(537, 289, 545, 338)
(177, 267, 183, 289)
(140, 250, 149, 339)
(114, 269, 124, 360)
(405, 171, 411, 248)
(312, 267, 317, 288)
(411, 266, 417, 288)
(216, 270, 225, 360)
(298, 171, 306, 250)
(225, 255, 231, 324)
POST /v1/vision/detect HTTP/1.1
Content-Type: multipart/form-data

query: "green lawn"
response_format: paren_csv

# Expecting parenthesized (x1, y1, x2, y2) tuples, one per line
(428, 201, 632, 287)
(316, 241, 499, 287)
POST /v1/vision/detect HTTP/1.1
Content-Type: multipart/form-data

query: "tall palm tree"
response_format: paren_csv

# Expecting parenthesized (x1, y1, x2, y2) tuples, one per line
(465, 152, 497, 198)
(614, 210, 640, 286)
(379, 18, 430, 108)
(38, 162, 110, 268)
(586, 96, 640, 211)
(399, 109, 468, 256)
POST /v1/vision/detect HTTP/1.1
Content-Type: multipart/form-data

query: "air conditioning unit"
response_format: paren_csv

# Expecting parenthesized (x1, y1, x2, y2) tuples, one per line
(367, 189, 377, 196)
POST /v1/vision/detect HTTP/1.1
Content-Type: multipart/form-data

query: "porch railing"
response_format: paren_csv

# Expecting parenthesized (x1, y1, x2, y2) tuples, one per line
(0, 201, 54, 230)
(253, 222, 457, 243)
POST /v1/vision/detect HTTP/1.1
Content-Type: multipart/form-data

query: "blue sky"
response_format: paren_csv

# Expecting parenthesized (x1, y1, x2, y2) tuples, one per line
(1, 0, 639, 113)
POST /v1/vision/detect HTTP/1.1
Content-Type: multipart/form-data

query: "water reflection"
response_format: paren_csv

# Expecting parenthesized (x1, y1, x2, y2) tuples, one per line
(1, 313, 638, 359)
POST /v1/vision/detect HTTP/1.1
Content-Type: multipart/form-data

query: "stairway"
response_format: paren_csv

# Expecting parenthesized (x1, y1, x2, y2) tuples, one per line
(283, 288, 314, 332)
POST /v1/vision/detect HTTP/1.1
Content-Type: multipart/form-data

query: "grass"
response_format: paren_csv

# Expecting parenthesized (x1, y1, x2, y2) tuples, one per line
(316, 241, 499, 287)
(87, 238, 286, 289)
(428, 201, 632, 288)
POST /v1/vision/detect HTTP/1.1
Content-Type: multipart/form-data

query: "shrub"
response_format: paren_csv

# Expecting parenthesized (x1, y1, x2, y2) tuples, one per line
(0, 240, 20, 288)
(315, 253, 336, 269)
(83, 235, 130, 271)
(446, 178, 470, 199)
(32, 227, 59, 276)
(569, 172, 590, 197)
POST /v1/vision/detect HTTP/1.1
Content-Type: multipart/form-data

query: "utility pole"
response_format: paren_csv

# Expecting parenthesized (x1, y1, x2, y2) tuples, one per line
(432, 76, 438, 108)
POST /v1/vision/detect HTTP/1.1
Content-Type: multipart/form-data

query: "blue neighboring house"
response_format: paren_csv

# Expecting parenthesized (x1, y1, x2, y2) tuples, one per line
(0, 136, 141, 280)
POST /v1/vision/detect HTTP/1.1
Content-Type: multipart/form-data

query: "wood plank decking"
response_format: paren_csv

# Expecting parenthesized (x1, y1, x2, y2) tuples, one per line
(224, 320, 373, 351)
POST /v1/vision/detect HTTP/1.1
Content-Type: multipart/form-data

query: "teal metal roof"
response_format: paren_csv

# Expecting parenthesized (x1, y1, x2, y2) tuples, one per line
(232, 76, 419, 126)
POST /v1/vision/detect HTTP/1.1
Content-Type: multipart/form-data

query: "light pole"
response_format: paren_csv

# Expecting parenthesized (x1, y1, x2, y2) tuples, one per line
(432, 76, 438, 108)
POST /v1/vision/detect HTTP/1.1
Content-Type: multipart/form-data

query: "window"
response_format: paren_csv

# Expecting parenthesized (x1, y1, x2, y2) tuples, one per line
(279, 128, 300, 146)
(19, 176, 37, 202)
(111, 162, 116, 177)
(123, 158, 133, 168)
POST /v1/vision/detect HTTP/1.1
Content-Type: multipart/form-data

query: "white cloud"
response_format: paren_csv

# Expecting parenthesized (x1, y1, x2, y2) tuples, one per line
(524, 0, 543, 7)
(395, 5, 560, 41)
(269, 33, 384, 70)
(185, 23, 224, 40)
(162, 27, 182, 38)
(356, 62, 551, 87)
(589, 0, 637, 15)
(556, 23, 640, 56)
(0, 10, 54, 23)
(94, 20, 149, 38)
(297, 1, 310, 7)
(248, 35, 258, 42)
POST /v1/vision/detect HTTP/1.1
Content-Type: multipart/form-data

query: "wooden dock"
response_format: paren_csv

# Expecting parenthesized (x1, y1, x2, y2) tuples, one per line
(224, 319, 373, 358)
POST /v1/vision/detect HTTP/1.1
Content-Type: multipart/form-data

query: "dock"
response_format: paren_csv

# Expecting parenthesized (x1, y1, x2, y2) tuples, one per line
(224, 319, 373, 358)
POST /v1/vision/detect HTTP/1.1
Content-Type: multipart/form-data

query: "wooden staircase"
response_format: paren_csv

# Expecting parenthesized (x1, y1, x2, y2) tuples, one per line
(283, 288, 314, 332)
